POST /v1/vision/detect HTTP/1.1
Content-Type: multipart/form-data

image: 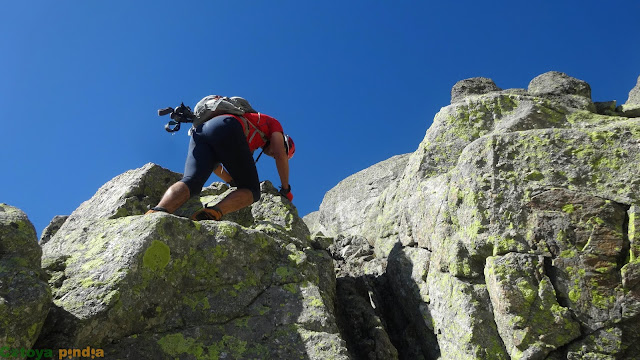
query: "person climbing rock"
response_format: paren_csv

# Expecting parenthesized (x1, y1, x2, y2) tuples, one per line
(147, 96, 295, 220)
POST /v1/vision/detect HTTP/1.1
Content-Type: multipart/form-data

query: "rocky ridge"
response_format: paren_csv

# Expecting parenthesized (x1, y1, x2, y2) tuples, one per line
(2, 164, 350, 359)
(1, 70, 639, 360)
(306, 71, 640, 359)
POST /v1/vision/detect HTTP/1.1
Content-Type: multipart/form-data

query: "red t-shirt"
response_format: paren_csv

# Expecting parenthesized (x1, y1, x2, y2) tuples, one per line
(230, 113, 284, 152)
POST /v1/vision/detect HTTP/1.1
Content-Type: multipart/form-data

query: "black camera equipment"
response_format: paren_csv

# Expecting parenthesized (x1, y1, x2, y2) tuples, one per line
(157, 103, 195, 132)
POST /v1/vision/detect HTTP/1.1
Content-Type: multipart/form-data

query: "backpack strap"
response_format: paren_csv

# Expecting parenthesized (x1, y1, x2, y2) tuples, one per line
(237, 113, 268, 144)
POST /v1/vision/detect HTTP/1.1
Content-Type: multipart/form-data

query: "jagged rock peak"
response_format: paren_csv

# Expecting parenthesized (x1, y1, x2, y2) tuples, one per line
(616, 75, 640, 118)
(450, 71, 599, 112)
(626, 75, 640, 105)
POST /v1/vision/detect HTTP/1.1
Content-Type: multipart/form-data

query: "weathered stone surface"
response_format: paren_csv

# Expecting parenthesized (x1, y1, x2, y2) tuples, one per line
(309, 71, 640, 359)
(527, 189, 628, 331)
(367, 90, 582, 259)
(617, 103, 640, 118)
(303, 210, 326, 236)
(39, 215, 68, 245)
(485, 253, 580, 359)
(35, 165, 348, 360)
(595, 100, 617, 115)
(328, 235, 378, 278)
(386, 245, 439, 359)
(451, 77, 502, 104)
(565, 326, 624, 360)
(528, 71, 592, 98)
(334, 276, 398, 360)
(625, 75, 640, 105)
(427, 269, 508, 359)
(0, 204, 51, 358)
(528, 71, 595, 111)
(311, 154, 409, 238)
(617, 76, 640, 117)
(326, 234, 396, 359)
(64, 163, 183, 222)
(328, 236, 435, 359)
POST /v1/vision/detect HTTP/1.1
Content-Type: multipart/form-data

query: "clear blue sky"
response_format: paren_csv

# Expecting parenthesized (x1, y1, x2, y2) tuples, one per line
(2, 1, 639, 237)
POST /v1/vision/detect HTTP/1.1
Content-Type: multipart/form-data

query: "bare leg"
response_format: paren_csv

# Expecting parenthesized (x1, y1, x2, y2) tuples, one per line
(190, 188, 254, 221)
(156, 182, 191, 213)
(215, 188, 254, 215)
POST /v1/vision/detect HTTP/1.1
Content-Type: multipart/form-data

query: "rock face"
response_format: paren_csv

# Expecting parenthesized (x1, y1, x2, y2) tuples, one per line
(5, 70, 640, 360)
(39, 215, 68, 245)
(304, 154, 410, 237)
(307, 71, 640, 359)
(626, 75, 640, 105)
(527, 71, 595, 112)
(34, 164, 349, 359)
(451, 77, 502, 104)
(619, 75, 640, 118)
(0, 204, 51, 357)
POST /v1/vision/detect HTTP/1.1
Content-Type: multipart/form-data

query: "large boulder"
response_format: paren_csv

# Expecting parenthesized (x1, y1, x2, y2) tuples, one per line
(34, 164, 349, 359)
(451, 77, 502, 104)
(528, 71, 595, 111)
(0, 204, 51, 358)
(528, 71, 592, 98)
(312, 72, 640, 359)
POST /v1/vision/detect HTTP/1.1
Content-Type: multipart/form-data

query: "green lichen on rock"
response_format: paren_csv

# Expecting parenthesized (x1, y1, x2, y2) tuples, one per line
(32, 166, 348, 359)
(485, 253, 580, 359)
(0, 204, 41, 267)
(427, 269, 509, 359)
(566, 326, 624, 359)
(528, 189, 629, 330)
(0, 204, 52, 352)
(629, 206, 639, 262)
(302, 72, 640, 359)
(23, 72, 640, 359)
(157, 333, 206, 358)
(143, 240, 171, 271)
(156, 332, 251, 360)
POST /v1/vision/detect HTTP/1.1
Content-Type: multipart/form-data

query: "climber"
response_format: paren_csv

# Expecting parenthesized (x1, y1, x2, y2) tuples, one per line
(146, 107, 295, 221)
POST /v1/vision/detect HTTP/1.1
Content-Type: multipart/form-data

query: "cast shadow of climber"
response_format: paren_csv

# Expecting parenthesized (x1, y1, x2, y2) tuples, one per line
(332, 238, 441, 360)
(384, 242, 440, 360)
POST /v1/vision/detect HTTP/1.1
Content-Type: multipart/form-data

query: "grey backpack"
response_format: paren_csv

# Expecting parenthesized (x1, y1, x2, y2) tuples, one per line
(190, 96, 267, 143)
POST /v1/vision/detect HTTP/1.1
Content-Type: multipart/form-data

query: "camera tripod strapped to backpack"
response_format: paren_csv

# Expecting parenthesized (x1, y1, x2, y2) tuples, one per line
(157, 103, 195, 133)
(158, 96, 256, 134)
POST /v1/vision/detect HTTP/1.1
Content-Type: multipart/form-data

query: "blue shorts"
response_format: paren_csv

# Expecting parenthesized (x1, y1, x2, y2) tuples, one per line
(180, 115, 261, 202)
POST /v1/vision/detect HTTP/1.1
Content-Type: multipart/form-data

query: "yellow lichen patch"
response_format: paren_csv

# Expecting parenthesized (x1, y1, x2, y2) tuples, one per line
(143, 240, 171, 272)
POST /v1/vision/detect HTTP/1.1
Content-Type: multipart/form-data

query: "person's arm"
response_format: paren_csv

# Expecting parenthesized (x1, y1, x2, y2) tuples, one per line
(269, 132, 289, 190)
(213, 164, 234, 184)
